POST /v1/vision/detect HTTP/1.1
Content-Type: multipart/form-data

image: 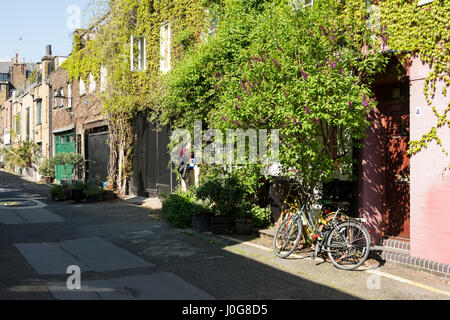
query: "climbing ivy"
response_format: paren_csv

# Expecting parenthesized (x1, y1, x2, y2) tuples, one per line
(378, 0, 450, 168)
(62, 0, 209, 194)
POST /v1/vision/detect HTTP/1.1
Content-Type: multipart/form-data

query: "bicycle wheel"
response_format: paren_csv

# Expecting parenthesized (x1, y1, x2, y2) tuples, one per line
(273, 214, 302, 258)
(326, 220, 371, 270)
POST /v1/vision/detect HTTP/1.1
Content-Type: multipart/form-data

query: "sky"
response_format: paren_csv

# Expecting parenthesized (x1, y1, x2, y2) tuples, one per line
(0, 0, 94, 63)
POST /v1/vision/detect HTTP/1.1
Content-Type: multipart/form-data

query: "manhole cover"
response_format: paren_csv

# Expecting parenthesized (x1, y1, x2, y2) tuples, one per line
(1, 200, 38, 207)
(0, 188, 20, 192)
(0, 198, 47, 210)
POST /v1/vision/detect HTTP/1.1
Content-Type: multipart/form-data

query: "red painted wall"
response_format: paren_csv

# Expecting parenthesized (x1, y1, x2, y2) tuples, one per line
(409, 58, 450, 265)
(358, 108, 384, 245)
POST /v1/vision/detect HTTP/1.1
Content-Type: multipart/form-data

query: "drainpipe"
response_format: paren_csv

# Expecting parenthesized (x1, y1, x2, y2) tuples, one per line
(47, 80, 53, 158)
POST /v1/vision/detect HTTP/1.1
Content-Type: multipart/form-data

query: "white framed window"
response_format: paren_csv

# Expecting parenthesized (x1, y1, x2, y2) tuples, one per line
(89, 72, 96, 92)
(130, 35, 146, 71)
(291, 0, 313, 10)
(418, 0, 433, 6)
(79, 78, 86, 96)
(160, 22, 171, 73)
(36, 100, 42, 125)
(202, 9, 218, 39)
(100, 65, 107, 91)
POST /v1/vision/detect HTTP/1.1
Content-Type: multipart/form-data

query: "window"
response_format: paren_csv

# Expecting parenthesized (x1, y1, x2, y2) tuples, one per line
(418, 0, 433, 6)
(89, 72, 96, 92)
(202, 9, 218, 39)
(291, 0, 313, 10)
(160, 22, 171, 73)
(36, 100, 42, 125)
(16, 113, 20, 132)
(26, 108, 30, 141)
(100, 65, 107, 91)
(79, 78, 86, 96)
(130, 36, 146, 71)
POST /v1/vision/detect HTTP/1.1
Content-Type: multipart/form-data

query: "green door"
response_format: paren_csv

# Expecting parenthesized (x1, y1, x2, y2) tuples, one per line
(55, 132, 76, 181)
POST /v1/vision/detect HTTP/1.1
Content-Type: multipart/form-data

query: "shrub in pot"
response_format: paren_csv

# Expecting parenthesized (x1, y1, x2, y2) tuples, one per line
(191, 201, 213, 233)
(50, 185, 67, 201)
(235, 206, 254, 236)
(161, 189, 202, 229)
(99, 189, 116, 201)
(38, 157, 55, 184)
(70, 182, 85, 203)
(83, 185, 103, 203)
(196, 174, 246, 234)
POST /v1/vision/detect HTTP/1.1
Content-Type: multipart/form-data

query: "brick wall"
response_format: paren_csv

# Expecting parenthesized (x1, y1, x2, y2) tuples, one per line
(11, 64, 27, 89)
(49, 67, 106, 160)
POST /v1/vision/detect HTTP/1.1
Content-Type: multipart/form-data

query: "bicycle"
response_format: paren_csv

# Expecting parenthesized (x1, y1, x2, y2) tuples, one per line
(273, 200, 371, 270)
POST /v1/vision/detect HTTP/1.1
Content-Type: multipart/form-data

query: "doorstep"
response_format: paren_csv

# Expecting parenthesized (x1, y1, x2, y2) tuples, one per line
(372, 238, 450, 280)
(258, 227, 450, 280)
(122, 196, 162, 210)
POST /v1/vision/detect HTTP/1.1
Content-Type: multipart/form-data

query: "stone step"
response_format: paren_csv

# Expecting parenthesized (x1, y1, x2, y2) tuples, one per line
(381, 238, 410, 252)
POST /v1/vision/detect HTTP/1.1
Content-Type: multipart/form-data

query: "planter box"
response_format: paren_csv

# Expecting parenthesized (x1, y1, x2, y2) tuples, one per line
(100, 190, 115, 201)
(211, 216, 234, 235)
(86, 195, 98, 203)
(192, 213, 211, 233)
(71, 189, 84, 203)
(236, 219, 253, 235)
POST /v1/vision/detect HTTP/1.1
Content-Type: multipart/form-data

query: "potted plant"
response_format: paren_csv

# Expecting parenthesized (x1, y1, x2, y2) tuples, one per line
(235, 206, 254, 236)
(54, 152, 84, 181)
(50, 184, 67, 201)
(83, 185, 102, 203)
(99, 189, 116, 201)
(70, 182, 85, 203)
(192, 199, 213, 233)
(38, 157, 55, 184)
(196, 174, 245, 235)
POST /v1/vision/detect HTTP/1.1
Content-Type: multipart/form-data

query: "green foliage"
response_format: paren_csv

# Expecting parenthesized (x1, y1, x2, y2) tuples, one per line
(0, 141, 38, 170)
(164, 0, 388, 192)
(50, 184, 67, 200)
(54, 152, 84, 180)
(378, 0, 450, 162)
(196, 170, 248, 216)
(249, 205, 271, 228)
(83, 184, 103, 196)
(70, 182, 85, 191)
(62, 0, 208, 193)
(161, 188, 210, 228)
(38, 157, 56, 178)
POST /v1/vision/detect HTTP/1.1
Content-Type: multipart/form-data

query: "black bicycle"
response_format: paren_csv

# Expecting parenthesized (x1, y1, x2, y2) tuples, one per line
(273, 201, 371, 270)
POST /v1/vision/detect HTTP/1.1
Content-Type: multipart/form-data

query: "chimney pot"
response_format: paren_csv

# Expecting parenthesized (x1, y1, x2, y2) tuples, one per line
(46, 45, 52, 56)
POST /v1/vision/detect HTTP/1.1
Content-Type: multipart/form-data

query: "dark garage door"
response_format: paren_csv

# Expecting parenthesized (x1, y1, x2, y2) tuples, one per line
(86, 131, 110, 182)
(131, 113, 175, 197)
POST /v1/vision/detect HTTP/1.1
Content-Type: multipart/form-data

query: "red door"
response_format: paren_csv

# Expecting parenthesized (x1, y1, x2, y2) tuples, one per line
(384, 111, 410, 239)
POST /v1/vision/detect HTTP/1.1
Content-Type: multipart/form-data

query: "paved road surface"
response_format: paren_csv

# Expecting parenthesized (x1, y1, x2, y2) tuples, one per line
(0, 170, 449, 300)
